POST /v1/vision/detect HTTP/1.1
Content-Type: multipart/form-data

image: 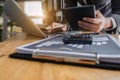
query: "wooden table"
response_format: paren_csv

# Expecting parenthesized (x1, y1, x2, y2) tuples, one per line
(0, 32, 120, 80)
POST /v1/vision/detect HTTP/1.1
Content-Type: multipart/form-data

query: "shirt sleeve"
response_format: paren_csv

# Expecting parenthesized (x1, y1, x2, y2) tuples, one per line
(104, 17, 117, 31)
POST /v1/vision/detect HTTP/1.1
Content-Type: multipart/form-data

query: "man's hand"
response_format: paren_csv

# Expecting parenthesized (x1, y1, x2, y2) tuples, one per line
(46, 22, 67, 34)
(78, 11, 113, 32)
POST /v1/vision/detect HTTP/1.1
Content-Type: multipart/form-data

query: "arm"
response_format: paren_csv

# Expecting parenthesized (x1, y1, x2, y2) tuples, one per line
(78, 11, 113, 33)
(78, 0, 120, 33)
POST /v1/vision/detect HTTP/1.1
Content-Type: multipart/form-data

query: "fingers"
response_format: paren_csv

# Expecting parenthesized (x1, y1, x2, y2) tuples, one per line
(47, 22, 68, 34)
(82, 11, 103, 24)
(78, 21, 96, 30)
(50, 27, 64, 34)
(83, 17, 101, 24)
(78, 21, 102, 32)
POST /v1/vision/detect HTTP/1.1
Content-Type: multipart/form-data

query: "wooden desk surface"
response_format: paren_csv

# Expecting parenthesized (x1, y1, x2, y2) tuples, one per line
(0, 33, 120, 80)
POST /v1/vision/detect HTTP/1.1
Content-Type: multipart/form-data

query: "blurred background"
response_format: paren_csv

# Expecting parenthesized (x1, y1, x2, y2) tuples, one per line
(0, 0, 65, 42)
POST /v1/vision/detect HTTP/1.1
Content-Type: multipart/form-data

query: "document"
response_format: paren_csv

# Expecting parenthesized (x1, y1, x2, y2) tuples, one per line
(16, 34, 120, 64)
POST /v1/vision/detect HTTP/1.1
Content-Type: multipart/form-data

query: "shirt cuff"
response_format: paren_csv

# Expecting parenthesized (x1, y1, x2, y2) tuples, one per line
(105, 17, 117, 31)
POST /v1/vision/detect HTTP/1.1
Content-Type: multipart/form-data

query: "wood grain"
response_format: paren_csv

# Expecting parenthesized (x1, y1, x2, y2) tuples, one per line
(0, 32, 120, 80)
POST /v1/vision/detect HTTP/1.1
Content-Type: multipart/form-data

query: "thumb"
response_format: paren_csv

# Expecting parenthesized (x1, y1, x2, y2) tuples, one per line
(96, 11, 103, 18)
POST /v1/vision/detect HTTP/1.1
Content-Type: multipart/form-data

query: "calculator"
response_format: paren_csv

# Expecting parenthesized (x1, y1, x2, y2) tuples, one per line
(63, 33, 96, 44)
